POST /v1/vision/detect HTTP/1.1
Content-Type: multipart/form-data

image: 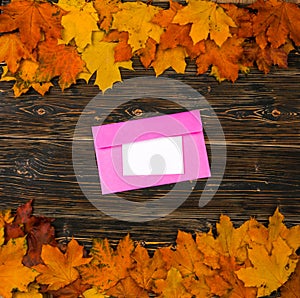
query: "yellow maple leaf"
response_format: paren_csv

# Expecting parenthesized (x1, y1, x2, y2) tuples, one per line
(34, 239, 91, 291)
(173, 0, 236, 46)
(155, 267, 192, 298)
(57, 0, 99, 49)
(111, 2, 163, 52)
(236, 236, 298, 297)
(152, 46, 187, 76)
(0, 237, 39, 298)
(79, 31, 133, 92)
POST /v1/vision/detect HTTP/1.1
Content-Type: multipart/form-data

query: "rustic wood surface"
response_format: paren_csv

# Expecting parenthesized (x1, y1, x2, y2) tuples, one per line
(1, 49, 299, 248)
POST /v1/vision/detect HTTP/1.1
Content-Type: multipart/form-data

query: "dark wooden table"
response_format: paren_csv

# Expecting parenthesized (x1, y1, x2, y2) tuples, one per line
(1, 51, 299, 249)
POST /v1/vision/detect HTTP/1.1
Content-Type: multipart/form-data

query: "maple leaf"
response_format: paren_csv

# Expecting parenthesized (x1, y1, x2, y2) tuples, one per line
(1, 61, 53, 97)
(83, 287, 109, 298)
(137, 37, 157, 69)
(161, 230, 210, 279)
(152, 46, 187, 76)
(280, 258, 300, 298)
(236, 236, 298, 297)
(34, 238, 91, 291)
(93, 0, 120, 32)
(48, 278, 91, 298)
(111, 2, 163, 52)
(196, 37, 244, 82)
(103, 30, 133, 62)
(155, 267, 192, 298)
(152, 1, 205, 59)
(0, 34, 33, 74)
(0, 0, 65, 52)
(79, 234, 135, 292)
(241, 39, 293, 74)
(37, 38, 85, 91)
(79, 31, 133, 92)
(221, 4, 253, 38)
(130, 244, 167, 291)
(152, 0, 183, 28)
(251, 0, 300, 49)
(57, 0, 99, 50)
(12, 283, 43, 298)
(0, 237, 39, 298)
(107, 276, 148, 298)
(173, 0, 236, 46)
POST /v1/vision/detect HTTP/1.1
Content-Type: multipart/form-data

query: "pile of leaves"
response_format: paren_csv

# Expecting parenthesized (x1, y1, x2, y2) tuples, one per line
(0, 0, 300, 96)
(0, 200, 299, 297)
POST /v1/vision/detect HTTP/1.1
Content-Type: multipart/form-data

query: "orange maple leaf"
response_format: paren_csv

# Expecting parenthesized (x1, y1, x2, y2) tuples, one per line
(130, 244, 167, 291)
(0, 34, 33, 73)
(137, 37, 157, 68)
(93, 0, 120, 32)
(196, 37, 244, 82)
(103, 30, 132, 62)
(106, 276, 148, 298)
(79, 235, 135, 292)
(280, 258, 300, 298)
(34, 239, 91, 291)
(251, 0, 300, 49)
(0, 0, 65, 52)
(241, 40, 292, 74)
(37, 38, 85, 91)
(221, 4, 253, 38)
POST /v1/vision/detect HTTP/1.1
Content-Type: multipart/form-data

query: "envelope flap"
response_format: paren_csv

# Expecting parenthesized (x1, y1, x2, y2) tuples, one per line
(92, 110, 203, 149)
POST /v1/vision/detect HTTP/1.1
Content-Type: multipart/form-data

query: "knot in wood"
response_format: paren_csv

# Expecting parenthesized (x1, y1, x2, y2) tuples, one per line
(132, 108, 143, 116)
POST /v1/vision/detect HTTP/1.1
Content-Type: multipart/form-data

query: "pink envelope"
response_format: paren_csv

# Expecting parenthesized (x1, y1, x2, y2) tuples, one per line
(92, 110, 211, 194)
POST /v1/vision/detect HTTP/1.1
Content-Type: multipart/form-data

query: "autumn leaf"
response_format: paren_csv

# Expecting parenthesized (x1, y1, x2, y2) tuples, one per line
(161, 230, 211, 279)
(107, 276, 148, 298)
(0, 0, 65, 52)
(1, 61, 53, 97)
(83, 287, 109, 298)
(173, 0, 236, 46)
(79, 31, 133, 92)
(57, 0, 99, 50)
(196, 37, 244, 82)
(0, 34, 33, 74)
(241, 40, 289, 74)
(137, 37, 157, 68)
(130, 244, 167, 291)
(111, 1, 163, 52)
(251, 0, 300, 49)
(12, 283, 43, 298)
(37, 38, 85, 91)
(103, 30, 133, 62)
(221, 4, 253, 38)
(0, 237, 39, 298)
(236, 236, 298, 297)
(155, 267, 192, 298)
(0, 209, 14, 228)
(152, 46, 187, 76)
(280, 258, 300, 298)
(79, 234, 135, 292)
(93, 0, 119, 32)
(47, 278, 91, 298)
(34, 239, 91, 291)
